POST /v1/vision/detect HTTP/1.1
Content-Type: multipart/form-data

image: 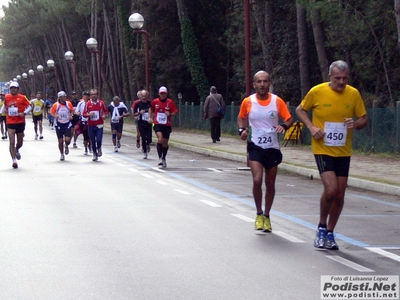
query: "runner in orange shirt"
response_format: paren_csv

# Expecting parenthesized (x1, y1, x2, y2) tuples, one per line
(238, 71, 293, 232)
(1, 82, 32, 169)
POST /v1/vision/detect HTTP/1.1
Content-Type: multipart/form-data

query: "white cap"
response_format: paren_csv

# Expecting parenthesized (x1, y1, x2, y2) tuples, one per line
(10, 82, 19, 88)
(57, 91, 67, 98)
(158, 86, 168, 93)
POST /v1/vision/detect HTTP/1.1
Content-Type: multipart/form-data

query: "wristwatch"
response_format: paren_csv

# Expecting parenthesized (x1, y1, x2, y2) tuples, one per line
(238, 127, 246, 135)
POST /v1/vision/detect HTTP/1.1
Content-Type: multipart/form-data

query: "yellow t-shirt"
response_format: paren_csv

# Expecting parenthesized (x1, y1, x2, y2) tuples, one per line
(300, 82, 367, 157)
(0, 100, 6, 116)
(31, 98, 44, 116)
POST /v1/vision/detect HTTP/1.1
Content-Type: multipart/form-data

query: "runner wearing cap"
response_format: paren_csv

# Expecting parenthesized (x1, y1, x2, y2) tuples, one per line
(50, 91, 75, 161)
(1, 82, 32, 168)
(148, 86, 178, 168)
(30, 91, 45, 140)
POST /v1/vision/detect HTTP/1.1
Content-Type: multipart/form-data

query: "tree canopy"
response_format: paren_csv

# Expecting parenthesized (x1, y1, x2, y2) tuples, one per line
(0, 0, 399, 107)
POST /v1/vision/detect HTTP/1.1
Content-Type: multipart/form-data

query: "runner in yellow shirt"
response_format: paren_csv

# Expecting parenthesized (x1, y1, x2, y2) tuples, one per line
(31, 91, 45, 140)
(296, 60, 368, 250)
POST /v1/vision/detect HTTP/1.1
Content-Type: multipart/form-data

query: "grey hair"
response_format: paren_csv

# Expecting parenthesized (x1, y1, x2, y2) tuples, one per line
(329, 60, 349, 74)
(113, 96, 121, 101)
(210, 86, 217, 93)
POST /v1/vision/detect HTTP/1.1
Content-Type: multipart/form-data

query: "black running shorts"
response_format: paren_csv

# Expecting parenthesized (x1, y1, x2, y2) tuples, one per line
(314, 154, 351, 177)
(247, 142, 283, 169)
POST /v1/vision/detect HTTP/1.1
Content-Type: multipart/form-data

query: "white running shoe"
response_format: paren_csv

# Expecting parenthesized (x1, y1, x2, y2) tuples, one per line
(158, 158, 163, 168)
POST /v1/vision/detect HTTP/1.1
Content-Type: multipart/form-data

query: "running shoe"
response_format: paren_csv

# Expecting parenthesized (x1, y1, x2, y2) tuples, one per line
(255, 214, 265, 230)
(60, 154, 65, 161)
(73, 143, 77, 148)
(136, 139, 140, 148)
(114, 146, 118, 152)
(35, 134, 38, 140)
(117, 139, 121, 148)
(84, 150, 88, 155)
(162, 159, 167, 168)
(12, 162, 18, 169)
(97, 148, 102, 157)
(314, 227, 327, 249)
(92, 154, 98, 161)
(1, 135, 5, 140)
(143, 152, 148, 159)
(263, 216, 272, 232)
(39, 135, 43, 140)
(324, 232, 339, 250)
(158, 158, 163, 168)
(15, 151, 21, 160)
(65, 145, 69, 155)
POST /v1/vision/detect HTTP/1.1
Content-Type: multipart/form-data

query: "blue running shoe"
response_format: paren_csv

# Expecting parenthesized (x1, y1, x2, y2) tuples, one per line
(314, 227, 327, 249)
(324, 232, 339, 250)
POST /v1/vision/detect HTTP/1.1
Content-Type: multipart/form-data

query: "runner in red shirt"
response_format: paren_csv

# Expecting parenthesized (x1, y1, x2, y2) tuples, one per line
(82, 88, 108, 161)
(1, 82, 32, 168)
(148, 86, 178, 168)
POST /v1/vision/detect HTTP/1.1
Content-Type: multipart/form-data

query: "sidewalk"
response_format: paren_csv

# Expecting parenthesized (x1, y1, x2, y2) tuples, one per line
(105, 121, 400, 197)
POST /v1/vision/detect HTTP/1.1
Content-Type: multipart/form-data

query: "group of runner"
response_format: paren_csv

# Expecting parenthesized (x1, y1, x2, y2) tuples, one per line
(0, 84, 178, 168)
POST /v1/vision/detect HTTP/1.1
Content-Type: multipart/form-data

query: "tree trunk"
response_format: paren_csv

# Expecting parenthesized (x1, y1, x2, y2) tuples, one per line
(251, 0, 273, 74)
(176, 0, 209, 101)
(309, 0, 329, 81)
(296, 1, 311, 97)
(395, 0, 400, 50)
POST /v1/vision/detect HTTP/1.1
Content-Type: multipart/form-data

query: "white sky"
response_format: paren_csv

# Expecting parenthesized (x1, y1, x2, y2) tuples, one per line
(0, 0, 9, 18)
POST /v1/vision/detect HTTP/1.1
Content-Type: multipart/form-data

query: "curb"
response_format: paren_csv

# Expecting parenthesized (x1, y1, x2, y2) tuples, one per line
(107, 124, 400, 196)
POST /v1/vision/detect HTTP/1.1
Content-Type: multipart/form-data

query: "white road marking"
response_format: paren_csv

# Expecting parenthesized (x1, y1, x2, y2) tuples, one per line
(231, 214, 254, 222)
(156, 180, 168, 185)
(174, 189, 191, 195)
(128, 168, 139, 173)
(141, 173, 154, 179)
(273, 231, 305, 243)
(207, 168, 222, 173)
(199, 200, 222, 207)
(366, 247, 400, 263)
(326, 255, 375, 272)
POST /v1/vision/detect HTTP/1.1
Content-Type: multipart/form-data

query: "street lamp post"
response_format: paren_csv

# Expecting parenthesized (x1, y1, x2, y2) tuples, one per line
(245, 0, 251, 96)
(64, 51, 76, 93)
(46, 59, 59, 93)
(86, 38, 102, 99)
(22, 72, 29, 96)
(37, 65, 46, 98)
(28, 69, 36, 95)
(178, 92, 182, 127)
(129, 13, 150, 92)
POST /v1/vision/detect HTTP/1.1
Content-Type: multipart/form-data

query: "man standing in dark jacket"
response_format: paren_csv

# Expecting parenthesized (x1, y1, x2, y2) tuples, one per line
(203, 86, 226, 143)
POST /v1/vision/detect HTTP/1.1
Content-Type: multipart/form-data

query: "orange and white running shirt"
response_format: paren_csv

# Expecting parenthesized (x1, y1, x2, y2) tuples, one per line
(4, 93, 31, 124)
(50, 101, 74, 125)
(239, 93, 292, 150)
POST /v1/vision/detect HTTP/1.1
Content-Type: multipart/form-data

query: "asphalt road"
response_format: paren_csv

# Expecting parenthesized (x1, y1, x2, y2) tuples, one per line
(0, 121, 398, 300)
